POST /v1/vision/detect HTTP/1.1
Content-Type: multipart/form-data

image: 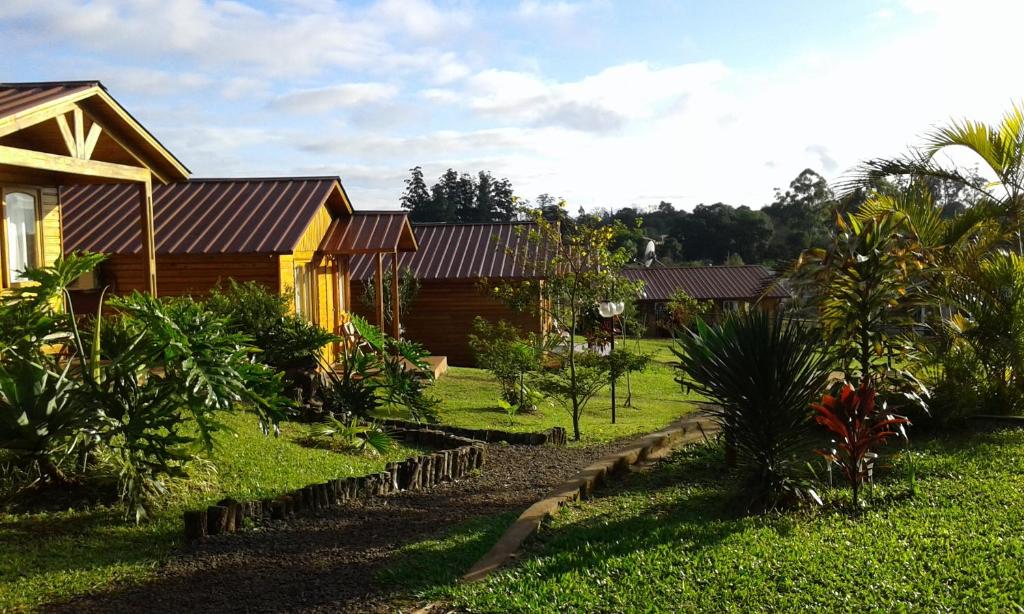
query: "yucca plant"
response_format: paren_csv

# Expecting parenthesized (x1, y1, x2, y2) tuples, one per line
(812, 383, 910, 508)
(673, 310, 833, 513)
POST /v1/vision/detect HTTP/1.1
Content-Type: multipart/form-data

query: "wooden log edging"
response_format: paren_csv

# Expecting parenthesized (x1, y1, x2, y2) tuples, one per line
(461, 414, 717, 583)
(378, 419, 567, 446)
(182, 428, 487, 542)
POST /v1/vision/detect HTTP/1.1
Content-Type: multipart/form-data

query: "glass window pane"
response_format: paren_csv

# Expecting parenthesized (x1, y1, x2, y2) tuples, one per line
(294, 265, 304, 319)
(6, 192, 37, 283)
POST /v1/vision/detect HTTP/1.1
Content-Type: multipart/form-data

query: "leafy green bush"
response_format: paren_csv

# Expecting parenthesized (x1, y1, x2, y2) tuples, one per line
(673, 311, 833, 512)
(663, 288, 710, 330)
(74, 292, 290, 521)
(206, 280, 337, 371)
(468, 317, 545, 406)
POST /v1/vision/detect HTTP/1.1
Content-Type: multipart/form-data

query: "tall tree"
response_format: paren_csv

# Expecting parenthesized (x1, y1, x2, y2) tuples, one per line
(763, 168, 835, 263)
(400, 166, 438, 222)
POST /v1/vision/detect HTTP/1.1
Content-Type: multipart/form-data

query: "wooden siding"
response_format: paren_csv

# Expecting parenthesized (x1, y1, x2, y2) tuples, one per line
(293, 203, 334, 255)
(41, 187, 61, 267)
(100, 253, 280, 296)
(352, 279, 543, 366)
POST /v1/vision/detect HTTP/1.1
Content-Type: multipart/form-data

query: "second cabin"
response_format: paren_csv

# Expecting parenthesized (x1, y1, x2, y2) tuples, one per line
(61, 177, 417, 362)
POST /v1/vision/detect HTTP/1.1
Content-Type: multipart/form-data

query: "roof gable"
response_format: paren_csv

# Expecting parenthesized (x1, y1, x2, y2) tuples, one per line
(0, 81, 189, 183)
(63, 177, 341, 256)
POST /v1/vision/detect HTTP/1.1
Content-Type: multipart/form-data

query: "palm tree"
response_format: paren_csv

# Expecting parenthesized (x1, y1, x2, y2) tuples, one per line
(848, 103, 1024, 252)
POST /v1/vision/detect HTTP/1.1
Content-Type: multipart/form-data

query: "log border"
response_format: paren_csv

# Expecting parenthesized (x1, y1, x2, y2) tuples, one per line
(377, 419, 567, 446)
(182, 428, 487, 542)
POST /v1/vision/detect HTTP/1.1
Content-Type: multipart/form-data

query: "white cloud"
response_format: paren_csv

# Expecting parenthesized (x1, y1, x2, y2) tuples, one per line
(516, 0, 586, 20)
(270, 83, 399, 114)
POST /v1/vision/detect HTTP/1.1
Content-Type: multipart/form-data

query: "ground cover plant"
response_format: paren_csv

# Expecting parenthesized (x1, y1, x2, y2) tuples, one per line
(377, 339, 702, 445)
(423, 430, 1024, 612)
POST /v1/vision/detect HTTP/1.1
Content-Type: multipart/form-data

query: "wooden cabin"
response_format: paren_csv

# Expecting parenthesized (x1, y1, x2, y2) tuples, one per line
(0, 81, 189, 293)
(61, 178, 417, 363)
(350, 221, 546, 366)
(622, 265, 789, 335)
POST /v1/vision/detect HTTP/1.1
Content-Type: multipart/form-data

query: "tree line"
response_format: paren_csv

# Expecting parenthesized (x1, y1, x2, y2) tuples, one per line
(399, 166, 982, 266)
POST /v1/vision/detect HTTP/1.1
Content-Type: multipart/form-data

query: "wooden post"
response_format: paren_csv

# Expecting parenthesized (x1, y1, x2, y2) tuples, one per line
(138, 178, 157, 296)
(390, 251, 401, 338)
(375, 252, 385, 329)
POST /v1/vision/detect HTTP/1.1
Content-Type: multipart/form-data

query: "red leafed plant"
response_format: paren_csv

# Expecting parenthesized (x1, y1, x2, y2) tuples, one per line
(812, 383, 910, 507)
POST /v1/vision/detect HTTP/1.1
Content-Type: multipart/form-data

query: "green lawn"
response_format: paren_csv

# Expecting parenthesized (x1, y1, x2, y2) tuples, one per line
(420, 429, 1024, 612)
(0, 412, 421, 612)
(378, 338, 702, 445)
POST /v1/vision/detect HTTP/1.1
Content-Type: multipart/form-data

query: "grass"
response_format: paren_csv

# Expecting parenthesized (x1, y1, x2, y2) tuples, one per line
(378, 338, 702, 445)
(0, 411, 422, 612)
(412, 429, 1024, 612)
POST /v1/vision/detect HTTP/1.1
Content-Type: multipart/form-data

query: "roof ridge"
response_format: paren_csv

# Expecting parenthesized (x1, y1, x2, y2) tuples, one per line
(410, 220, 534, 226)
(186, 176, 340, 183)
(0, 80, 103, 89)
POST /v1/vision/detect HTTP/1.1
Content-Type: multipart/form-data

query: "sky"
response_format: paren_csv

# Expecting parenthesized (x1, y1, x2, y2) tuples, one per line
(2, 0, 1022, 211)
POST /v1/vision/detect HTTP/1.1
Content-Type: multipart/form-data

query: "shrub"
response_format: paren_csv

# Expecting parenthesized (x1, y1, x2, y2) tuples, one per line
(812, 383, 910, 507)
(76, 292, 290, 521)
(673, 310, 833, 512)
(663, 288, 710, 331)
(206, 280, 337, 371)
(468, 317, 545, 406)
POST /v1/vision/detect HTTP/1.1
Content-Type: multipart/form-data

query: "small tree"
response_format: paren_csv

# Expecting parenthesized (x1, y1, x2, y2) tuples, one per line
(663, 288, 710, 331)
(361, 266, 420, 334)
(468, 317, 544, 406)
(493, 205, 643, 440)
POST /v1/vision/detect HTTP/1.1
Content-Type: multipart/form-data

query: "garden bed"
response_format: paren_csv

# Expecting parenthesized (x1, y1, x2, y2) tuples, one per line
(377, 418, 568, 446)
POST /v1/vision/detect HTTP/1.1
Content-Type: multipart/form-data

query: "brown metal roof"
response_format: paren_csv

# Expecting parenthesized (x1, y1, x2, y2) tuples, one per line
(623, 265, 789, 302)
(349, 221, 540, 281)
(62, 177, 344, 255)
(0, 81, 99, 121)
(319, 211, 417, 255)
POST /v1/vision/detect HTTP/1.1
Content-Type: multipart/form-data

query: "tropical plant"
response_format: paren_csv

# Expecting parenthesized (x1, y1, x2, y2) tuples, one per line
(673, 311, 834, 513)
(319, 351, 381, 420)
(812, 383, 910, 508)
(308, 414, 394, 456)
(0, 253, 107, 483)
(73, 292, 290, 521)
(341, 314, 440, 423)
(851, 103, 1024, 254)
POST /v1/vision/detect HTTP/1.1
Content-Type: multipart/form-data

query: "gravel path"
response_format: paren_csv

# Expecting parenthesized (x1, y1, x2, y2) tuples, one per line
(50, 442, 618, 614)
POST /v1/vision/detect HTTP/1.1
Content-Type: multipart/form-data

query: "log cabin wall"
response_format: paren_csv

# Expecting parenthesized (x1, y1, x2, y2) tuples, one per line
(351, 278, 542, 366)
(99, 253, 280, 296)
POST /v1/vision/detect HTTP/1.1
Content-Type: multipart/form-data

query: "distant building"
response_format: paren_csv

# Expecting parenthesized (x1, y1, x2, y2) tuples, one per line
(350, 221, 545, 366)
(622, 265, 789, 335)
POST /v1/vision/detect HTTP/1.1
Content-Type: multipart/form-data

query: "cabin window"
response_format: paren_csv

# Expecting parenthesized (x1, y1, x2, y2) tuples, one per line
(293, 263, 315, 321)
(2, 189, 41, 286)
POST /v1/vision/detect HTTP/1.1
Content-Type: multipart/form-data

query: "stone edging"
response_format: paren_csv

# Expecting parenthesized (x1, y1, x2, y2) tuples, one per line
(461, 414, 716, 582)
(182, 428, 486, 542)
(378, 419, 568, 446)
